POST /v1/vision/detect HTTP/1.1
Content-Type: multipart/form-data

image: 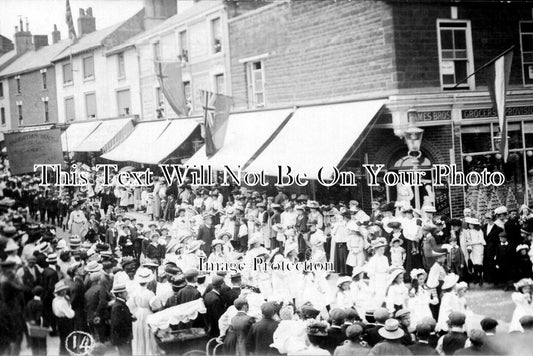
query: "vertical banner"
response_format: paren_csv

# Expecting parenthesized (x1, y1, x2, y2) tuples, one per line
(5, 128, 64, 175)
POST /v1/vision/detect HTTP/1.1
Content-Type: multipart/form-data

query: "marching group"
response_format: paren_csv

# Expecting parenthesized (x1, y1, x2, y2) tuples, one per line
(2, 171, 533, 355)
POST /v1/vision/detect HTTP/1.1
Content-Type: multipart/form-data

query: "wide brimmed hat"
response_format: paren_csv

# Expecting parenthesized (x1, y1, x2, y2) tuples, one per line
(54, 280, 69, 294)
(112, 283, 127, 294)
(390, 236, 403, 246)
(514, 278, 533, 290)
(186, 240, 204, 253)
(211, 239, 224, 249)
(378, 319, 405, 340)
(46, 253, 58, 263)
(388, 268, 405, 285)
(85, 261, 103, 273)
(69, 236, 81, 247)
(517, 244, 529, 253)
(422, 205, 437, 213)
(352, 266, 366, 278)
(216, 231, 232, 240)
(336, 276, 352, 288)
(494, 206, 508, 215)
(371, 237, 388, 250)
(142, 259, 159, 268)
(410, 268, 427, 280)
(306, 201, 320, 209)
(465, 217, 480, 225)
(4, 239, 18, 252)
(135, 267, 154, 284)
(442, 273, 460, 289)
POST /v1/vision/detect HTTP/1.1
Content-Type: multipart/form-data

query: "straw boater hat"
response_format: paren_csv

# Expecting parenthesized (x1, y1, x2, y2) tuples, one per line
(85, 261, 103, 273)
(390, 236, 403, 246)
(517, 244, 529, 253)
(378, 319, 405, 340)
(307, 201, 320, 209)
(112, 283, 127, 294)
(336, 276, 352, 288)
(465, 217, 480, 225)
(352, 266, 366, 278)
(46, 253, 58, 264)
(69, 236, 81, 248)
(371, 237, 388, 250)
(54, 280, 69, 294)
(135, 267, 154, 284)
(514, 278, 533, 290)
(442, 273, 460, 290)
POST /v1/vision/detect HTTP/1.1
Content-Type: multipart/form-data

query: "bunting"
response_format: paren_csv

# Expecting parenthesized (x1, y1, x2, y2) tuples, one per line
(65, 0, 77, 40)
(155, 61, 188, 117)
(201, 90, 232, 157)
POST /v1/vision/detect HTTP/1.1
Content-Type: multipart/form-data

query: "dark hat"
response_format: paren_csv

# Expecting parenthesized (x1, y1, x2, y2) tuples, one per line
(211, 275, 225, 288)
(345, 324, 363, 339)
(469, 329, 486, 346)
(499, 232, 507, 238)
(448, 312, 466, 326)
(329, 308, 346, 323)
(415, 323, 433, 338)
(387, 221, 402, 229)
(520, 315, 533, 329)
(480, 317, 498, 331)
(306, 219, 318, 226)
(184, 268, 199, 279)
(171, 276, 187, 290)
(301, 304, 320, 319)
(307, 322, 328, 336)
(0, 260, 16, 268)
(449, 219, 462, 227)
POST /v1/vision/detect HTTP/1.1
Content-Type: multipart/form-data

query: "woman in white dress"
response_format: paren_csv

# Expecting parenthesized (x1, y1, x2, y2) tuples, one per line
(465, 217, 486, 284)
(408, 268, 437, 327)
(385, 268, 409, 314)
(365, 237, 390, 308)
(436, 273, 463, 332)
(131, 268, 158, 356)
(510, 278, 533, 332)
(335, 276, 355, 309)
(350, 267, 372, 317)
(297, 271, 332, 312)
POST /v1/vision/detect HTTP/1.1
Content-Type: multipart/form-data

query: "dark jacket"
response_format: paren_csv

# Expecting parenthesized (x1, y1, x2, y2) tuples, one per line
(222, 287, 241, 308)
(246, 317, 279, 355)
(231, 312, 255, 355)
(198, 224, 215, 255)
(442, 331, 468, 356)
(110, 298, 133, 346)
(175, 284, 201, 305)
(408, 341, 439, 355)
(325, 326, 347, 353)
(204, 290, 227, 337)
(24, 298, 44, 325)
(364, 324, 385, 347)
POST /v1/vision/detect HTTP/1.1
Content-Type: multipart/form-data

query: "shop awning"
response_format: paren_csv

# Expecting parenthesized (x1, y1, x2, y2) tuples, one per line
(246, 100, 385, 179)
(101, 120, 170, 162)
(73, 118, 134, 152)
(135, 118, 199, 164)
(61, 121, 101, 152)
(186, 109, 293, 170)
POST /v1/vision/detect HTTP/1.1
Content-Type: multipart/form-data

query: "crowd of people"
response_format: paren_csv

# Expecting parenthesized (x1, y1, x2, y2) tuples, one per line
(1, 169, 533, 356)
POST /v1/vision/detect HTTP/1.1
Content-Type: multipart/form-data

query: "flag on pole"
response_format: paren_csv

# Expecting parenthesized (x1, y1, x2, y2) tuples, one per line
(202, 90, 232, 157)
(65, 0, 77, 40)
(155, 61, 188, 117)
(486, 48, 513, 162)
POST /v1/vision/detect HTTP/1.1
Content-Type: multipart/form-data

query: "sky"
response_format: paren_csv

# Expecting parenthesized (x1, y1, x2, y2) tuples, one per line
(0, 0, 194, 42)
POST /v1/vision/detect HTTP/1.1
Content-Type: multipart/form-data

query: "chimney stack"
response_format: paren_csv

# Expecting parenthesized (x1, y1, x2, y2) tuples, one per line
(77, 7, 96, 36)
(52, 24, 61, 44)
(143, 0, 177, 30)
(33, 35, 49, 50)
(14, 18, 33, 54)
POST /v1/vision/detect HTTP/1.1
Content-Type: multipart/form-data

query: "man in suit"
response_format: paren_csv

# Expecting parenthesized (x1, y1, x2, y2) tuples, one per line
(41, 253, 60, 335)
(495, 232, 513, 290)
(18, 255, 41, 303)
(483, 212, 503, 284)
(110, 284, 134, 356)
(246, 302, 280, 355)
(364, 307, 389, 347)
(325, 309, 347, 353)
(198, 214, 216, 255)
(105, 220, 119, 249)
(395, 309, 413, 346)
(229, 298, 255, 356)
(333, 324, 369, 356)
(175, 269, 201, 304)
(24, 286, 46, 356)
(408, 323, 438, 355)
(222, 273, 242, 308)
(204, 276, 227, 338)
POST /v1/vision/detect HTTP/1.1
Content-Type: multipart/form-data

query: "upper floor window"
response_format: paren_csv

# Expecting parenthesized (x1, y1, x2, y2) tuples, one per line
(41, 69, 47, 90)
(437, 20, 474, 90)
(0, 82, 3, 97)
(156, 87, 165, 119)
(44, 99, 49, 122)
(17, 103, 23, 125)
(215, 73, 225, 94)
(65, 97, 75, 121)
(118, 53, 126, 79)
(179, 30, 189, 63)
(117, 89, 131, 116)
(0, 107, 5, 125)
(246, 61, 265, 108)
(63, 63, 73, 84)
(211, 17, 222, 54)
(153, 41, 161, 61)
(83, 56, 95, 80)
(520, 21, 533, 86)
(183, 81, 192, 113)
(16, 76, 21, 94)
(85, 93, 97, 119)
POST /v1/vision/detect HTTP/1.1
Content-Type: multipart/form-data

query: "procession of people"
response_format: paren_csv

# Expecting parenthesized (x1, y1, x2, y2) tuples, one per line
(1, 167, 533, 356)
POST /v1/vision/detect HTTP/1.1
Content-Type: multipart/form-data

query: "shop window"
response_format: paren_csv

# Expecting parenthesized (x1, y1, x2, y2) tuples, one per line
(520, 21, 533, 86)
(461, 125, 492, 153)
(17, 104, 23, 125)
(437, 20, 474, 90)
(524, 122, 533, 147)
(42, 71, 47, 90)
(493, 123, 522, 150)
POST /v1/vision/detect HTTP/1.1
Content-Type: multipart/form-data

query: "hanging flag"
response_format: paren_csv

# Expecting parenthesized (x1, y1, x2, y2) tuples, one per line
(202, 90, 232, 157)
(486, 48, 513, 163)
(65, 0, 77, 40)
(155, 61, 188, 117)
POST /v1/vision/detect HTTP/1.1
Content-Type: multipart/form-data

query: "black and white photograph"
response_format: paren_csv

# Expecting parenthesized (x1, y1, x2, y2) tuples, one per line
(1, 0, 533, 355)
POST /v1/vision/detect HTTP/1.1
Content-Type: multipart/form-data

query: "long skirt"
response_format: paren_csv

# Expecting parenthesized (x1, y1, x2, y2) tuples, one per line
(334, 242, 348, 275)
(132, 308, 157, 356)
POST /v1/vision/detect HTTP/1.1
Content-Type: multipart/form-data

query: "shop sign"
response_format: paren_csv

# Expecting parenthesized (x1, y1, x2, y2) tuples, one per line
(435, 180, 450, 216)
(441, 61, 455, 75)
(411, 111, 451, 122)
(462, 106, 533, 119)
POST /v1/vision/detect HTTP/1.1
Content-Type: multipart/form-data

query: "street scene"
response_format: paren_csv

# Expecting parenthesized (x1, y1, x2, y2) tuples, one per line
(1, 0, 533, 355)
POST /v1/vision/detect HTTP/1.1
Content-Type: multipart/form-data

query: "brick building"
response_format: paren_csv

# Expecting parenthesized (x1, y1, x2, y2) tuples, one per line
(224, 0, 533, 217)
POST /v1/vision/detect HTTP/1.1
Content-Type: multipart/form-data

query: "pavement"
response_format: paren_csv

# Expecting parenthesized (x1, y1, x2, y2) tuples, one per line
(21, 210, 516, 355)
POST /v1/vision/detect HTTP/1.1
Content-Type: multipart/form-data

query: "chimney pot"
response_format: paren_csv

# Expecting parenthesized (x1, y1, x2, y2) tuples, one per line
(52, 24, 61, 44)
(86, 7, 93, 16)
(78, 7, 96, 35)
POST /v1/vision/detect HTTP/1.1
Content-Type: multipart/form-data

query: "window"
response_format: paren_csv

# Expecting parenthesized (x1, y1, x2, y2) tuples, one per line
(16, 76, 21, 94)
(0, 107, 5, 125)
(65, 97, 75, 121)
(0, 82, 4, 97)
(211, 17, 222, 54)
(153, 41, 161, 61)
(17, 103, 23, 125)
(520, 21, 533, 86)
(83, 56, 95, 79)
(437, 20, 474, 90)
(85, 93, 97, 119)
(118, 53, 125, 79)
(246, 61, 265, 107)
(156, 87, 164, 118)
(215, 73, 225, 94)
(63, 63, 73, 84)
(179, 30, 188, 63)
(183, 81, 192, 112)
(117, 89, 131, 116)
(44, 100, 49, 122)
(42, 70, 47, 90)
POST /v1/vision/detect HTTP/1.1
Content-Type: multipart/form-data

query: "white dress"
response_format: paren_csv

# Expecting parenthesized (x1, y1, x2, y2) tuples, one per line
(297, 272, 331, 311)
(351, 280, 372, 317)
(336, 290, 355, 309)
(366, 254, 390, 308)
(510, 292, 533, 332)
(130, 287, 158, 356)
(386, 283, 409, 313)
(436, 292, 465, 332)
(408, 286, 434, 327)
(466, 229, 485, 265)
